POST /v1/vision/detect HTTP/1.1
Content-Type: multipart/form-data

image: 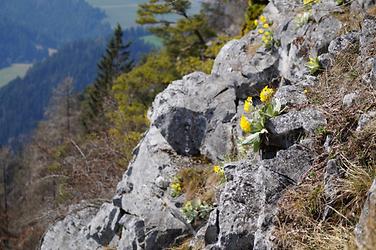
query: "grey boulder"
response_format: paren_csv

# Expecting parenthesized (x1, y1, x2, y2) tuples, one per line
(266, 108, 327, 149)
(87, 202, 122, 245)
(41, 205, 103, 250)
(202, 145, 313, 249)
(355, 179, 376, 249)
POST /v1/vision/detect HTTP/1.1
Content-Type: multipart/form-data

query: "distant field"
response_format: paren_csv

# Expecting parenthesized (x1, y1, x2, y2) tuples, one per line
(86, 0, 201, 28)
(86, 0, 147, 28)
(141, 35, 163, 48)
(0, 64, 32, 88)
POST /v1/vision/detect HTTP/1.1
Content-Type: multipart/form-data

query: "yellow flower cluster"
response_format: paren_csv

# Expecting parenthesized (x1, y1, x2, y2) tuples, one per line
(213, 165, 224, 176)
(244, 96, 253, 112)
(240, 115, 252, 133)
(303, 0, 320, 5)
(170, 181, 182, 196)
(256, 15, 273, 48)
(213, 165, 226, 183)
(260, 86, 275, 103)
(213, 165, 221, 173)
(260, 15, 267, 23)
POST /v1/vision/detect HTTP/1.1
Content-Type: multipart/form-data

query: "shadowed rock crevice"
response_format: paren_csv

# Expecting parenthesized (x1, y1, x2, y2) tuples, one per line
(155, 108, 207, 156)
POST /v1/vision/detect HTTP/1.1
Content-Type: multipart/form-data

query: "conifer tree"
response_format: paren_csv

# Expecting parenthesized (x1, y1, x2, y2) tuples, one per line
(82, 24, 133, 130)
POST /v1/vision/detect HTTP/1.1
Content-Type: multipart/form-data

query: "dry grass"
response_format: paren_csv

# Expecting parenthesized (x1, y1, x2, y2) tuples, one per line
(274, 19, 376, 248)
(168, 237, 205, 250)
(177, 164, 222, 204)
(335, 6, 364, 35)
(336, 155, 376, 218)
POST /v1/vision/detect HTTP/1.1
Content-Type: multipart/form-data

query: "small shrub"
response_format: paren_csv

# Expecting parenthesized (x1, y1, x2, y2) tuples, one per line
(336, 0, 347, 6)
(181, 199, 213, 223)
(306, 56, 322, 74)
(295, 11, 312, 27)
(47, 162, 62, 174)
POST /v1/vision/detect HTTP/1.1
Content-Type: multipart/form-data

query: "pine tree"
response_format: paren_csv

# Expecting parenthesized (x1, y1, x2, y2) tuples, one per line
(82, 24, 133, 130)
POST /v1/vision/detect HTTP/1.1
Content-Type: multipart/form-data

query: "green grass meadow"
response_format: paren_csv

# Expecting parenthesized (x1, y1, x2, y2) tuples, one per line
(0, 64, 32, 88)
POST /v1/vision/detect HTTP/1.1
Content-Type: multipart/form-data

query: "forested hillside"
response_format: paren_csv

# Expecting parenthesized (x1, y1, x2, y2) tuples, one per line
(0, 27, 152, 147)
(0, 0, 110, 68)
(0, 17, 52, 67)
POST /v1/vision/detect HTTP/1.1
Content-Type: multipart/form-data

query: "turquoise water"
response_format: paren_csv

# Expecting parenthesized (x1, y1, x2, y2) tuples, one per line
(86, 0, 201, 28)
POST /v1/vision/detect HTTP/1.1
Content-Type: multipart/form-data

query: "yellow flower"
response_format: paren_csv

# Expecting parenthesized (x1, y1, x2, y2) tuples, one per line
(254, 20, 259, 27)
(304, 89, 309, 94)
(303, 0, 320, 5)
(260, 15, 267, 23)
(240, 115, 252, 133)
(171, 182, 181, 192)
(213, 165, 221, 173)
(258, 28, 264, 34)
(264, 31, 271, 36)
(262, 35, 269, 43)
(263, 23, 270, 29)
(260, 86, 275, 103)
(244, 96, 252, 112)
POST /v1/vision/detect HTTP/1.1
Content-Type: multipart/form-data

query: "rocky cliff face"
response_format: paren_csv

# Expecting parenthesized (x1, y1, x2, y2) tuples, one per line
(40, 0, 376, 249)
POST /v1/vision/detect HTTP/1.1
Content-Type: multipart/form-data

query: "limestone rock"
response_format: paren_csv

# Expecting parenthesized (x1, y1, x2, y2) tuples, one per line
(113, 127, 188, 249)
(274, 85, 308, 108)
(87, 202, 122, 245)
(356, 110, 376, 131)
(355, 179, 376, 249)
(328, 32, 359, 56)
(211, 32, 280, 98)
(319, 53, 334, 69)
(353, 0, 376, 9)
(266, 108, 327, 149)
(117, 214, 145, 250)
(203, 145, 312, 249)
(360, 16, 376, 86)
(150, 72, 237, 160)
(342, 92, 358, 108)
(323, 159, 343, 219)
(41, 205, 103, 250)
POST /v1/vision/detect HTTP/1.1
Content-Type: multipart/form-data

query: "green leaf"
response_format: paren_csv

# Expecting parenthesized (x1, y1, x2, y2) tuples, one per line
(252, 136, 262, 152)
(252, 119, 264, 132)
(273, 99, 281, 115)
(242, 129, 267, 146)
(242, 132, 261, 145)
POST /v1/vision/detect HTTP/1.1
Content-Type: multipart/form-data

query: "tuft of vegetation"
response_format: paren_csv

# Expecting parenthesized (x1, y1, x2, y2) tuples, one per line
(181, 199, 213, 224)
(168, 162, 226, 229)
(295, 11, 312, 27)
(303, 0, 321, 6)
(306, 56, 322, 75)
(239, 86, 282, 152)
